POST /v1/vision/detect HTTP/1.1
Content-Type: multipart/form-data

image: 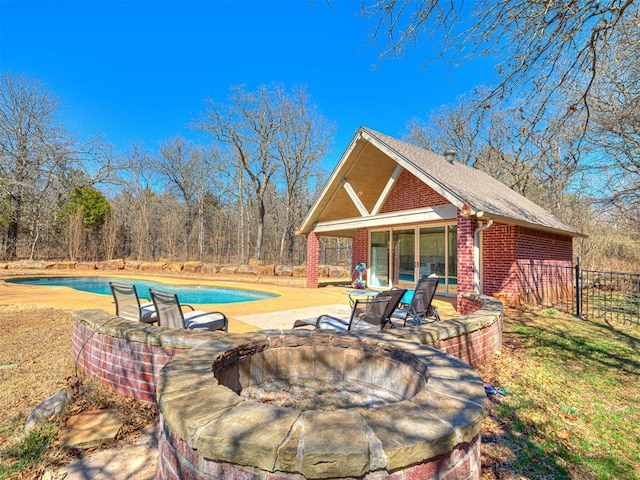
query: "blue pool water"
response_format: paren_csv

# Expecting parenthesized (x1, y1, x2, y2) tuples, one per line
(8, 277, 278, 304)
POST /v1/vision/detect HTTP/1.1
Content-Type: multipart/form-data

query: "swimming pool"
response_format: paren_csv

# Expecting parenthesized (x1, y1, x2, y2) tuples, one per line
(8, 277, 278, 304)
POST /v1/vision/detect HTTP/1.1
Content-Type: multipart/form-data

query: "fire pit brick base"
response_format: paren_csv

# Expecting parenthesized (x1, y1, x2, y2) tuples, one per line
(158, 419, 482, 480)
(157, 331, 487, 479)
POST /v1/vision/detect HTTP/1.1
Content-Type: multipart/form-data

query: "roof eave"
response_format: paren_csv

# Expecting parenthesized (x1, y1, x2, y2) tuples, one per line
(298, 128, 367, 235)
(478, 212, 588, 238)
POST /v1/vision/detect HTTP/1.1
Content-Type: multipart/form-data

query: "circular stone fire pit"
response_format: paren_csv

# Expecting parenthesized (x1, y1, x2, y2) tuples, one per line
(157, 330, 488, 479)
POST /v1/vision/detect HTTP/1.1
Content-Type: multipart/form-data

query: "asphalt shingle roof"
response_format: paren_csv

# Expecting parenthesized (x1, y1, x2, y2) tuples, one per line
(360, 127, 582, 236)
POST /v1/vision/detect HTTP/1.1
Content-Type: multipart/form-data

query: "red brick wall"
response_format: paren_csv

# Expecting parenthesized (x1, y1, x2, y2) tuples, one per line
(380, 169, 450, 213)
(352, 229, 369, 282)
(481, 224, 517, 297)
(456, 213, 476, 312)
(513, 227, 574, 304)
(306, 230, 320, 288)
(515, 227, 574, 261)
(72, 321, 183, 403)
(482, 225, 573, 303)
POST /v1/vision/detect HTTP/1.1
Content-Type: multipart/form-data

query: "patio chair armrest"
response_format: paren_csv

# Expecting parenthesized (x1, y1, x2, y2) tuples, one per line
(181, 304, 196, 312)
(184, 310, 228, 333)
(293, 318, 316, 328)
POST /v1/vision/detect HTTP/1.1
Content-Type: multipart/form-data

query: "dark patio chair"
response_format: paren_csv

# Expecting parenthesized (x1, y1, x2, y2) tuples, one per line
(149, 289, 228, 332)
(109, 281, 157, 323)
(391, 276, 441, 326)
(376, 287, 408, 328)
(292, 295, 393, 332)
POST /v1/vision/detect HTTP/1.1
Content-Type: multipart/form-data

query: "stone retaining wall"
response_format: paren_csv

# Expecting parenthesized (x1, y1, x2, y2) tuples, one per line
(388, 293, 503, 367)
(2, 259, 351, 279)
(71, 293, 502, 404)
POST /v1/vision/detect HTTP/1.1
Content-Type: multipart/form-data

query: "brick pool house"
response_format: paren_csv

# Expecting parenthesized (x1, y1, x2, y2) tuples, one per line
(299, 127, 585, 314)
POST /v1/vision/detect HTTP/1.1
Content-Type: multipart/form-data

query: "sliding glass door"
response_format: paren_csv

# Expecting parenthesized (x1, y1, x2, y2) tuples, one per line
(392, 229, 416, 288)
(369, 230, 390, 288)
(419, 227, 444, 278)
(369, 225, 457, 295)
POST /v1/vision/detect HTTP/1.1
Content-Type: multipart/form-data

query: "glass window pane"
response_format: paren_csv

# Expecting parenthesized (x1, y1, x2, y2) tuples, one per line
(392, 229, 415, 286)
(369, 231, 389, 287)
(448, 225, 458, 294)
(419, 227, 445, 278)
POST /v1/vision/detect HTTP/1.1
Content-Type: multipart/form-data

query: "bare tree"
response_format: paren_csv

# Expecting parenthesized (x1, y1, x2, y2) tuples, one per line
(408, 98, 540, 195)
(274, 87, 332, 263)
(198, 84, 329, 262)
(584, 13, 640, 216)
(65, 210, 84, 261)
(102, 210, 118, 261)
(362, 0, 639, 130)
(0, 73, 74, 259)
(407, 93, 587, 218)
(0, 73, 121, 260)
(150, 137, 218, 260)
(200, 85, 281, 261)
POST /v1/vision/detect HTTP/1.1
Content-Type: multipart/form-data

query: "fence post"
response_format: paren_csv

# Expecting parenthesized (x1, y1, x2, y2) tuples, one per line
(575, 258, 581, 317)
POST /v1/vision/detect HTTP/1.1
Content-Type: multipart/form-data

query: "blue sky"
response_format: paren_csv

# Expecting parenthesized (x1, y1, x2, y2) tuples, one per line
(0, 0, 497, 167)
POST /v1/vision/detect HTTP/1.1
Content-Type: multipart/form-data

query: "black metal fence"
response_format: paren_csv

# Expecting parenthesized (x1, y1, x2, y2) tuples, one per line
(519, 262, 576, 315)
(519, 261, 640, 325)
(579, 268, 640, 324)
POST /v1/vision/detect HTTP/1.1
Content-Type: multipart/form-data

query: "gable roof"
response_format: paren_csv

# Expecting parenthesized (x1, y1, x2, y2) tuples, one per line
(300, 126, 584, 238)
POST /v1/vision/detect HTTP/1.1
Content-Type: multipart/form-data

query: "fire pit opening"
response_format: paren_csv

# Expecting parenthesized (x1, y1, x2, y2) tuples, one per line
(213, 339, 427, 410)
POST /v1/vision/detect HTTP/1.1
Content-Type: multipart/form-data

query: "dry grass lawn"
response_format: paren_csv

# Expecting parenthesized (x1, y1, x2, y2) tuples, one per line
(0, 305, 75, 428)
(0, 305, 156, 480)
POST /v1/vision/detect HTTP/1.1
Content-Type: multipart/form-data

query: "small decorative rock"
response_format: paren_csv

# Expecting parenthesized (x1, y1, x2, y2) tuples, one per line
(25, 391, 72, 433)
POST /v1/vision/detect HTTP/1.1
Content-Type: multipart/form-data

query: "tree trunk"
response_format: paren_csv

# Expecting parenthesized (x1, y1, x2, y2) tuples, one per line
(278, 208, 290, 263)
(236, 170, 245, 263)
(5, 194, 21, 260)
(198, 196, 204, 262)
(254, 197, 265, 260)
(29, 222, 40, 260)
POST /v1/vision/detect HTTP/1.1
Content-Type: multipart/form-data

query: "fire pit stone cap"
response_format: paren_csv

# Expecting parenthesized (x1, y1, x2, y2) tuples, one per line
(157, 331, 488, 477)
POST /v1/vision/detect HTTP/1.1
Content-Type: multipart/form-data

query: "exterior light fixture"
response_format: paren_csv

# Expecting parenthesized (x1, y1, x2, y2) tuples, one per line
(460, 204, 472, 217)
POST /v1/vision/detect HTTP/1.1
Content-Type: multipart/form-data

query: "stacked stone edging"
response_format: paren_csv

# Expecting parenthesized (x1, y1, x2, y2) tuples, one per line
(71, 293, 502, 404)
(2, 259, 351, 279)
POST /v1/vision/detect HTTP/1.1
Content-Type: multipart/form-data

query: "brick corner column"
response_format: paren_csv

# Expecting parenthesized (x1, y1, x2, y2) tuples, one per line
(352, 229, 369, 282)
(457, 212, 476, 313)
(306, 230, 320, 288)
